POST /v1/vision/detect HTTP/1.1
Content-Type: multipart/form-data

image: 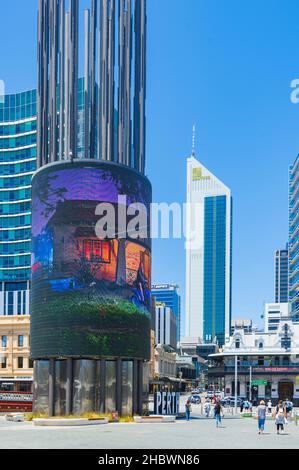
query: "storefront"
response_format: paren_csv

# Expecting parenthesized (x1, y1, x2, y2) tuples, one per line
(208, 320, 299, 405)
(0, 378, 33, 411)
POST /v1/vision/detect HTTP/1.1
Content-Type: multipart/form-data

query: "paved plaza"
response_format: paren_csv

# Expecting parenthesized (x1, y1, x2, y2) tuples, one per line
(1, 414, 299, 449)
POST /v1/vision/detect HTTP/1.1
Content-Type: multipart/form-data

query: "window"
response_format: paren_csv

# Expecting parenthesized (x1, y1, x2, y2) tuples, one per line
(1, 358, 7, 369)
(1, 336, 7, 348)
(258, 342, 263, 350)
(18, 357, 23, 369)
(18, 335, 24, 347)
(7, 291, 13, 316)
(281, 338, 291, 350)
(235, 339, 240, 349)
(83, 240, 92, 260)
(101, 242, 111, 263)
(29, 359, 34, 369)
(258, 357, 264, 366)
(82, 240, 111, 263)
(282, 356, 290, 365)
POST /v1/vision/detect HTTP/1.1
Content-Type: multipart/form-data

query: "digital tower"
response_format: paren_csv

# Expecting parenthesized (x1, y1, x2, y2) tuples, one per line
(31, 0, 150, 417)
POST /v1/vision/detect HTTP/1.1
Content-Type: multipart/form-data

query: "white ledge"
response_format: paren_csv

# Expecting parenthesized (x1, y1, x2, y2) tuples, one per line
(134, 415, 176, 423)
(33, 418, 109, 427)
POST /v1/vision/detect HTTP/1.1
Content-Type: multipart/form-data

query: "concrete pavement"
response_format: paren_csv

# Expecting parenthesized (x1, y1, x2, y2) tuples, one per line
(0, 415, 298, 449)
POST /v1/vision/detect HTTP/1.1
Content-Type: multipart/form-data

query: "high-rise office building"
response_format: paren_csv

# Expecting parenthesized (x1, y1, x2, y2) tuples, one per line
(155, 305, 177, 350)
(31, 0, 149, 417)
(0, 90, 36, 392)
(0, 90, 36, 286)
(289, 156, 299, 318)
(264, 303, 289, 333)
(0, 79, 88, 397)
(151, 284, 181, 342)
(185, 150, 232, 347)
(275, 246, 289, 303)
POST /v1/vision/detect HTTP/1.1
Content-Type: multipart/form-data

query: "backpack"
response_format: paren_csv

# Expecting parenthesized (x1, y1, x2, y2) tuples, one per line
(214, 403, 221, 413)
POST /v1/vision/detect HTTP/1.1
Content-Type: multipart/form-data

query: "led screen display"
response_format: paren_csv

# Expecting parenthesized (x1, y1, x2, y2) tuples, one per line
(30, 161, 152, 360)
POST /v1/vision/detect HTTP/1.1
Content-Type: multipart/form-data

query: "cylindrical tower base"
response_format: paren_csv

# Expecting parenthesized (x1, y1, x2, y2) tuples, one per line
(33, 358, 147, 417)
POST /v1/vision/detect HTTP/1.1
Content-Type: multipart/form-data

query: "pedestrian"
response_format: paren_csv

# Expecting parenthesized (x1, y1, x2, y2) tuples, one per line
(274, 400, 287, 434)
(240, 399, 244, 413)
(284, 399, 293, 415)
(267, 399, 272, 414)
(257, 400, 267, 434)
(204, 399, 211, 418)
(185, 399, 192, 421)
(214, 400, 224, 428)
(244, 400, 250, 411)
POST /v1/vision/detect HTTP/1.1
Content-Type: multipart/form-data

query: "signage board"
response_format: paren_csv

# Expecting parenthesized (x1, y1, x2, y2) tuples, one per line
(154, 392, 180, 416)
(252, 380, 267, 386)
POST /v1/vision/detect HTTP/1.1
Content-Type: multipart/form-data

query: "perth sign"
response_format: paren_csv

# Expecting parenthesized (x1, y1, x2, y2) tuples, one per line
(154, 392, 180, 416)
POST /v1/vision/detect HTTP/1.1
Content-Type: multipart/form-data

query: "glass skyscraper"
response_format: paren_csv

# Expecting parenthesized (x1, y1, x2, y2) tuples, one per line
(0, 89, 37, 315)
(289, 156, 299, 317)
(185, 154, 232, 347)
(151, 284, 181, 342)
(274, 245, 289, 304)
(0, 80, 87, 316)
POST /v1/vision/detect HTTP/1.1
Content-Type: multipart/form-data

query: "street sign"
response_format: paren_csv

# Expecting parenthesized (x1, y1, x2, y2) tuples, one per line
(154, 392, 180, 416)
(252, 380, 267, 386)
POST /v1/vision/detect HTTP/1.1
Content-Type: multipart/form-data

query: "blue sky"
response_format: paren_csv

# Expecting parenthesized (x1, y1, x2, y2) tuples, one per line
(1, 0, 299, 330)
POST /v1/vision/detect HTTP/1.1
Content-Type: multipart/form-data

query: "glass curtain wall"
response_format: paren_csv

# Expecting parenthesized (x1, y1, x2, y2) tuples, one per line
(105, 361, 116, 413)
(121, 361, 133, 416)
(33, 360, 49, 414)
(54, 360, 67, 416)
(73, 360, 96, 415)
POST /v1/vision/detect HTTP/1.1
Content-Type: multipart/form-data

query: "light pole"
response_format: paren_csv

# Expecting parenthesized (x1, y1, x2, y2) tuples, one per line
(234, 355, 238, 414)
(249, 366, 252, 402)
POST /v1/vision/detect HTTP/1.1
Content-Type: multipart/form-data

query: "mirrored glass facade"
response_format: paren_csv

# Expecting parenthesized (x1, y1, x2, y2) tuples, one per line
(0, 90, 37, 283)
(275, 246, 289, 303)
(0, 82, 85, 317)
(34, 357, 144, 416)
(121, 361, 133, 416)
(185, 157, 232, 346)
(73, 360, 96, 415)
(33, 360, 49, 414)
(54, 360, 67, 416)
(289, 156, 299, 318)
(204, 196, 228, 347)
(105, 361, 116, 413)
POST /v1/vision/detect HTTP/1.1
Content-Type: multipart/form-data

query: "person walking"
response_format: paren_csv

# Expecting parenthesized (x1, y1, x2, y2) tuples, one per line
(185, 399, 192, 421)
(204, 399, 211, 418)
(240, 399, 244, 413)
(214, 400, 224, 428)
(257, 400, 267, 434)
(274, 400, 287, 434)
(267, 399, 272, 414)
(284, 399, 293, 416)
(244, 399, 250, 411)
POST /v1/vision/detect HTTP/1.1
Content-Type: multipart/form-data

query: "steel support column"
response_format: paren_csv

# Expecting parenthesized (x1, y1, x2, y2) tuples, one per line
(99, 359, 106, 413)
(66, 358, 73, 415)
(116, 358, 122, 414)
